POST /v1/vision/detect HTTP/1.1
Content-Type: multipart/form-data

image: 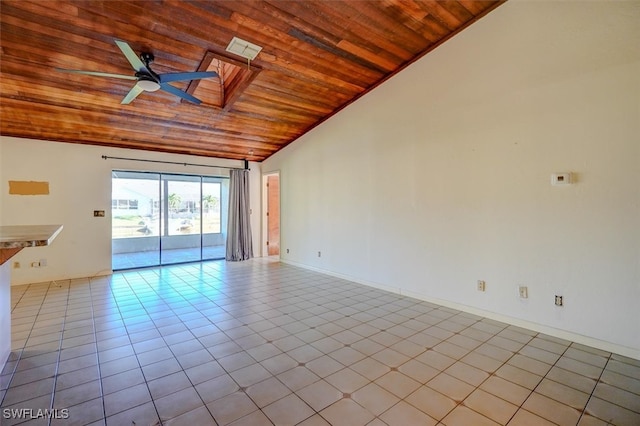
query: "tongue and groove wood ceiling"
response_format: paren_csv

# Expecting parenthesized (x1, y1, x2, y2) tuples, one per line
(0, 0, 504, 161)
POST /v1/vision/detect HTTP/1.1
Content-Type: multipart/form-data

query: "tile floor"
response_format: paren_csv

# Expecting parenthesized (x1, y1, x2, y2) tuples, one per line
(1, 258, 639, 426)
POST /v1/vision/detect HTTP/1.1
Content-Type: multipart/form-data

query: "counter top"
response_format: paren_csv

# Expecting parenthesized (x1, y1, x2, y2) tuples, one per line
(0, 225, 64, 249)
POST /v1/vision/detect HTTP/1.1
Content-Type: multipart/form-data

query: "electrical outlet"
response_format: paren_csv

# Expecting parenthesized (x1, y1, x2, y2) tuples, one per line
(519, 286, 528, 298)
(31, 261, 40, 268)
(555, 295, 563, 306)
(39, 258, 47, 267)
(477, 280, 486, 292)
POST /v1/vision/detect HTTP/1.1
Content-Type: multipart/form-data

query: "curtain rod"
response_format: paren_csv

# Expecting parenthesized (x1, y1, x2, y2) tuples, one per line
(102, 155, 249, 170)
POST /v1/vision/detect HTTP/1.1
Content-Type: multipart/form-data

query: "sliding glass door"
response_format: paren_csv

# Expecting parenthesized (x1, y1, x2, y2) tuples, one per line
(112, 171, 228, 270)
(112, 172, 161, 269)
(161, 175, 202, 265)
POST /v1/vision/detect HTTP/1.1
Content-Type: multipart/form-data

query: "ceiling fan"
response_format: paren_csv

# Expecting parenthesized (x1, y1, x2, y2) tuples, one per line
(56, 39, 218, 105)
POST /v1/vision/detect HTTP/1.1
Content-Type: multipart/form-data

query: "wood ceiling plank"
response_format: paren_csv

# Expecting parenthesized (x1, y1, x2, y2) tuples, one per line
(336, 1, 432, 52)
(335, 40, 399, 73)
(300, 1, 418, 62)
(420, 0, 465, 31)
(246, 2, 402, 77)
(438, 0, 476, 22)
(458, 0, 498, 16)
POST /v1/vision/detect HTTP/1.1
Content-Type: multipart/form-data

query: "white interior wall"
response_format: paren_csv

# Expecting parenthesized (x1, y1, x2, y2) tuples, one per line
(0, 137, 262, 285)
(262, 1, 640, 358)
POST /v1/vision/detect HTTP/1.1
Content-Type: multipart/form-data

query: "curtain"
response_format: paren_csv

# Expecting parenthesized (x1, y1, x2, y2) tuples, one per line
(226, 169, 253, 261)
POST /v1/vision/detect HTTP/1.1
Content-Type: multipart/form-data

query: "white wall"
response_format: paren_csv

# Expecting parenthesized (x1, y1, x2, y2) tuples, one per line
(0, 137, 262, 285)
(263, 1, 640, 358)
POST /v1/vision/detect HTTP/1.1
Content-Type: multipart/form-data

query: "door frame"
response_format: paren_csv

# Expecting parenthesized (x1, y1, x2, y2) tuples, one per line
(262, 171, 281, 257)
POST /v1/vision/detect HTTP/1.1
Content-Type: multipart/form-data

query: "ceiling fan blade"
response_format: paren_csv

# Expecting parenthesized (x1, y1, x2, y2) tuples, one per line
(114, 39, 149, 73)
(121, 84, 144, 105)
(159, 71, 219, 83)
(160, 83, 203, 104)
(55, 68, 138, 80)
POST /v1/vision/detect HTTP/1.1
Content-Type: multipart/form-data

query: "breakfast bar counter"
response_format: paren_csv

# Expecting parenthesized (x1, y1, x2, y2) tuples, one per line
(0, 225, 63, 370)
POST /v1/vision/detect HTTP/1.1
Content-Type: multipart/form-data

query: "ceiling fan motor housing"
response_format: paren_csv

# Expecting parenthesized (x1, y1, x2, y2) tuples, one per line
(140, 52, 154, 64)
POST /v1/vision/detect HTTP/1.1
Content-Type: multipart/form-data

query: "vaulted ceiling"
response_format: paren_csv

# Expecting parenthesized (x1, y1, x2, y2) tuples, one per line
(0, 0, 504, 161)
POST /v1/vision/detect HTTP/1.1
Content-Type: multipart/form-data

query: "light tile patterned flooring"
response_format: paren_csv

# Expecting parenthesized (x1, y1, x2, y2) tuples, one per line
(1, 259, 639, 426)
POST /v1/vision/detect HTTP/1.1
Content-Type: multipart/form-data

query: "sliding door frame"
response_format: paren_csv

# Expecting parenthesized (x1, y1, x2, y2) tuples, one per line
(111, 170, 228, 270)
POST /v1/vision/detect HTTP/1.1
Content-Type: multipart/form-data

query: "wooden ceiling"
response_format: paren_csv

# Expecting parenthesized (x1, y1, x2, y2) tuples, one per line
(0, 0, 504, 161)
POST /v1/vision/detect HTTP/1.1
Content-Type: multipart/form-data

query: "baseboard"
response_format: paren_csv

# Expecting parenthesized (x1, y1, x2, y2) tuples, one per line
(281, 259, 640, 361)
(10, 269, 113, 287)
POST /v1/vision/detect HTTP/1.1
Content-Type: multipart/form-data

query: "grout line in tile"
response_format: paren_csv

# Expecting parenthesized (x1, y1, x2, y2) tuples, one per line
(576, 351, 612, 424)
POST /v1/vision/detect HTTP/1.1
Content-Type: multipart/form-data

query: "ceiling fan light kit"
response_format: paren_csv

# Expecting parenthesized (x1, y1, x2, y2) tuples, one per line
(136, 78, 160, 92)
